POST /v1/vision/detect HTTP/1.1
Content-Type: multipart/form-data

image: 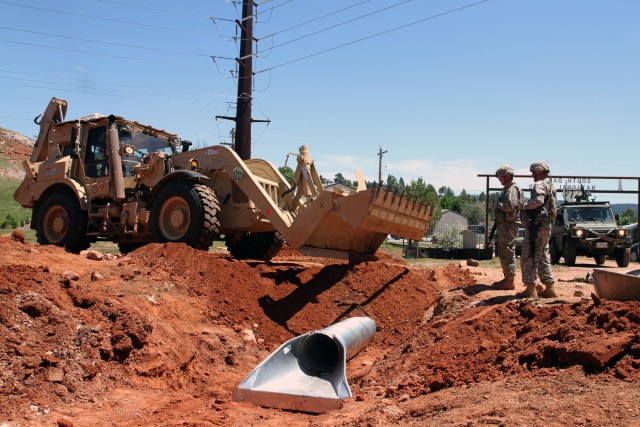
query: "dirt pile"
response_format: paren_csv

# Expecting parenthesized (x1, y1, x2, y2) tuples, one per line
(1, 234, 639, 426)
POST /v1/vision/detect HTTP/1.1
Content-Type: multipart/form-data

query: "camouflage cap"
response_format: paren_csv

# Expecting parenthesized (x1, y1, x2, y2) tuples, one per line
(530, 160, 550, 173)
(495, 164, 514, 177)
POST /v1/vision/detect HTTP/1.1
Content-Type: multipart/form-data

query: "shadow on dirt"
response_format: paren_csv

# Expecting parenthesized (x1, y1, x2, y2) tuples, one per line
(258, 264, 349, 334)
(332, 268, 410, 324)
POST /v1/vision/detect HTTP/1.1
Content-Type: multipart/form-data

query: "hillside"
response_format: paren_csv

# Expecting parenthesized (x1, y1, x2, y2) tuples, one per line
(0, 128, 33, 228)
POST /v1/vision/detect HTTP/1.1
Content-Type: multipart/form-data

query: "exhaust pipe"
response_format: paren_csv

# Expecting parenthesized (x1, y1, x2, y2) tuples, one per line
(232, 317, 376, 413)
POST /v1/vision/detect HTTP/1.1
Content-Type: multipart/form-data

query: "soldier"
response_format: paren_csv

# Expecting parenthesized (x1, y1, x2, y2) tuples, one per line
(520, 161, 557, 298)
(492, 165, 524, 290)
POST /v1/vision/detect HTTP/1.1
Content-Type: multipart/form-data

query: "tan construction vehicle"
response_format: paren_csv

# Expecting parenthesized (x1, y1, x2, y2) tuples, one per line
(14, 97, 434, 261)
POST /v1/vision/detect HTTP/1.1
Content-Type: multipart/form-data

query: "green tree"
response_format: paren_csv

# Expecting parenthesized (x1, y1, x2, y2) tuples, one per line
(3, 214, 17, 229)
(618, 207, 638, 226)
(438, 186, 451, 195)
(440, 192, 455, 210)
(334, 173, 353, 187)
(278, 165, 294, 179)
(398, 177, 406, 192)
(386, 174, 398, 191)
(462, 204, 484, 225)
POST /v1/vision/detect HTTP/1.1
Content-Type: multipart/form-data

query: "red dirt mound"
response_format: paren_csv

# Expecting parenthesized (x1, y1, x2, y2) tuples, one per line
(0, 235, 639, 426)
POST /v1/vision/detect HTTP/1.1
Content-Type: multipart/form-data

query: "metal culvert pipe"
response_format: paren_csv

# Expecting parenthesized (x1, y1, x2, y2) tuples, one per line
(298, 317, 376, 376)
(232, 316, 376, 413)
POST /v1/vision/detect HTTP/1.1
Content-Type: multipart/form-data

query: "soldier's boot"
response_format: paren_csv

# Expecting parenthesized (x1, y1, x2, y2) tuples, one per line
(517, 282, 538, 299)
(492, 276, 515, 290)
(538, 282, 558, 298)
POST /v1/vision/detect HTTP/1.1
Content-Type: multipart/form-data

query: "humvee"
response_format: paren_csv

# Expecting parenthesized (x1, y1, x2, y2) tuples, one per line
(550, 200, 630, 267)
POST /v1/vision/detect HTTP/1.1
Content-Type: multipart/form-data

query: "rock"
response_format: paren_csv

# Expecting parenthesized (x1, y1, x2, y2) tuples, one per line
(574, 290, 584, 297)
(385, 386, 397, 397)
(10, 229, 25, 243)
(398, 394, 411, 402)
(45, 368, 64, 383)
(85, 250, 104, 261)
(63, 271, 80, 281)
(57, 417, 74, 427)
(467, 259, 480, 267)
(241, 329, 257, 344)
(91, 271, 104, 281)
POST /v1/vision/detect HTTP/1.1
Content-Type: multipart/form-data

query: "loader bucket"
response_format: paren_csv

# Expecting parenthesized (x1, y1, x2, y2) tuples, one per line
(285, 188, 434, 258)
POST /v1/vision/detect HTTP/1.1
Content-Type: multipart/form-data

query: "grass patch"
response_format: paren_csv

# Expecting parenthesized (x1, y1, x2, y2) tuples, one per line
(379, 241, 503, 268)
(0, 176, 31, 230)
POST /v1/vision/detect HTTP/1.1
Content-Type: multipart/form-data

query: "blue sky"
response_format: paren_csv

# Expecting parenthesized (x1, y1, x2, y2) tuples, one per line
(1, 0, 639, 204)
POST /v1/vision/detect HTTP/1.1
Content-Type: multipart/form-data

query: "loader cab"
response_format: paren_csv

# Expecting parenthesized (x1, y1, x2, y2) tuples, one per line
(80, 123, 113, 200)
(84, 125, 109, 178)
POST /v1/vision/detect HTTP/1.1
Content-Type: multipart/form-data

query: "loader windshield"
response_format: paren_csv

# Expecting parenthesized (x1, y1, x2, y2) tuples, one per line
(120, 130, 177, 156)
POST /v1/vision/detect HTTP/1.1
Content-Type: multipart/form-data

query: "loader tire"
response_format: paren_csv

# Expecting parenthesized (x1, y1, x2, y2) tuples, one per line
(117, 242, 148, 254)
(226, 231, 284, 261)
(150, 180, 220, 250)
(36, 191, 91, 254)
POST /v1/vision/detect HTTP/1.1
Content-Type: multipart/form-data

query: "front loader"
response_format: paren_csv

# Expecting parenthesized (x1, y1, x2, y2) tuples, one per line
(14, 97, 434, 261)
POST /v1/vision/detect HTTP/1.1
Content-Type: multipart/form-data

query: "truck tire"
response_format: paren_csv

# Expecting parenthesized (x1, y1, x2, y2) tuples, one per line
(616, 248, 630, 268)
(150, 180, 220, 250)
(36, 192, 91, 254)
(594, 254, 606, 265)
(225, 231, 284, 261)
(563, 244, 577, 266)
(550, 241, 561, 264)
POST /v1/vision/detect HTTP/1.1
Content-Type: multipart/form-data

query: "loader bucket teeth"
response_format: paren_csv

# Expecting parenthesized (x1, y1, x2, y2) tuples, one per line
(286, 188, 434, 257)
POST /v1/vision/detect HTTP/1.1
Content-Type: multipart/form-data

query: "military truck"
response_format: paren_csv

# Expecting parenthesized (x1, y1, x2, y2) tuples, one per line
(549, 198, 630, 267)
(13, 98, 434, 262)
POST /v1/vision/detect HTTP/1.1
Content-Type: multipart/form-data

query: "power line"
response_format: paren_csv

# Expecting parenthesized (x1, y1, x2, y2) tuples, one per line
(269, 0, 414, 49)
(0, 115, 31, 121)
(255, 0, 296, 15)
(0, 69, 233, 99)
(95, 0, 225, 20)
(0, 75, 230, 107)
(261, 0, 375, 38)
(0, 1, 218, 36)
(256, 0, 489, 73)
(0, 26, 223, 59)
(0, 81, 230, 109)
(0, 38, 227, 71)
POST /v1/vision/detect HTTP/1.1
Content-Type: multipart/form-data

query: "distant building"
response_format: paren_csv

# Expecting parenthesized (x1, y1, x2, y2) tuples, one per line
(324, 183, 356, 194)
(435, 209, 468, 229)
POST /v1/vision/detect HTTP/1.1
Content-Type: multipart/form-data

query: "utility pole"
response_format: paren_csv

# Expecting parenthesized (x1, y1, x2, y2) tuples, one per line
(215, 0, 269, 159)
(234, 0, 253, 160)
(378, 147, 388, 186)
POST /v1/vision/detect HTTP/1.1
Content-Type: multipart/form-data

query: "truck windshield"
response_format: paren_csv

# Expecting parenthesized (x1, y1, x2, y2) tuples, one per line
(566, 207, 614, 223)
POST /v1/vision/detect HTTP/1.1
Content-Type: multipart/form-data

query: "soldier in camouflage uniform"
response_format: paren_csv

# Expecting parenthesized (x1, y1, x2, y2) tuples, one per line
(520, 161, 557, 298)
(492, 165, 524, 290)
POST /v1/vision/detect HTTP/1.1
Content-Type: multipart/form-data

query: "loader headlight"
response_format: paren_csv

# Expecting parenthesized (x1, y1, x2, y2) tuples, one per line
(574, 229, 584, 238)
(617, 229, 627, 238)
(190, 159, 199, 171)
